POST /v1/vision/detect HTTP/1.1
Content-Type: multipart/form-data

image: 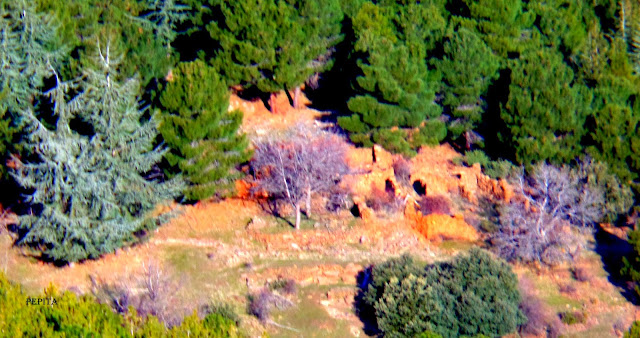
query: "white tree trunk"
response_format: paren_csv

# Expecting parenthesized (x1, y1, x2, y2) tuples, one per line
(465, 130, 472, 151)
(295, 203, 301, 230)
(306, 184, 312, 218)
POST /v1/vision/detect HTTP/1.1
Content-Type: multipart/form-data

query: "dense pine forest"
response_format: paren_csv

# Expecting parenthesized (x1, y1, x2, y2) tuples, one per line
(2, 0, 640, 336)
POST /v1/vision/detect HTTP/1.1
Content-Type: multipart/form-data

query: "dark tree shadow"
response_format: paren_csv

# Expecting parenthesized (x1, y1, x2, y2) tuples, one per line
(234, 86, 273, 112)
(593, 224, 638, 304)
(353, 266, 381, 337)
(256, 197, 295, 228)
(304, 16, 363, 125)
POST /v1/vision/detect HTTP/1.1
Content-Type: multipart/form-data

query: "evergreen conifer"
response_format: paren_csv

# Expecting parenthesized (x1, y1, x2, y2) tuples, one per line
(206, 0, 343, 111)
(0, 0, 65, 177)
(501, 48, 592, 164)
(462, 0, 538, 58)
(35, 0, 175, 86)
(158, 60, 251, 201)
(436, 27, 500, 149)
(12, 46, 183, 263)
(338, 1, 446, 155)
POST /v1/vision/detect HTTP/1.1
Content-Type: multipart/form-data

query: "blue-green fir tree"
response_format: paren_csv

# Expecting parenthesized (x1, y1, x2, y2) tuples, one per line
(12, 45, 183, 263)
(134, 0, 190, 52)
(35, 0, 177, 86)
(0, 0, 65, 178)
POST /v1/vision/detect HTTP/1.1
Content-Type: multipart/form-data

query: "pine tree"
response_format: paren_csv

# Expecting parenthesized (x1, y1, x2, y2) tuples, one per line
(338, 1, 447, 155)
(528, 0, 593, 54)
(435, 27, 500, 149)
(12, 46, 183, 263)
(0, 0, 65, 177)
(585, 60, 640, 185)
(206, 0, 343, 112)
(462, 0, 538, 58)
(501, 48, 592, 164)
(0, 107, 12, 177)
(158, 60, 251, 201)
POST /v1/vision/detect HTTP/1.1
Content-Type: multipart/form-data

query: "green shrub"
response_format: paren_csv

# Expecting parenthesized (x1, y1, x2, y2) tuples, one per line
(269, 278, 297, 295)
(179, 312, 239, 337)
(483, 160, 517, 179)
(0, 272, 239, 337)
(452, 156, 464, 166)
(479, 220, 499, 233)
(456, 150, 516, 179)
(576, 158, 633, 223)
(463, 150, 491, 168)
(626, 321, 640, 338)
(360, 254, 425, 318)
(621, 224, 640, 297)
(374, 274, 442, 336)
(559, 311, 587, 325)
(416, 331, 443, 338)
(203, 302, 241, 326)
(360, 248, 525, 337)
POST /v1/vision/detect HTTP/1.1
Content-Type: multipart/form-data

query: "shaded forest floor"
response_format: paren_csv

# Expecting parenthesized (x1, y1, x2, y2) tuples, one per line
(1, 91, 638, 337)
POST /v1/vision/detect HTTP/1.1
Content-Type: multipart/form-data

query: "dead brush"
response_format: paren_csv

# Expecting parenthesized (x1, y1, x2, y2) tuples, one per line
(571, 266, 592, 283)
(366, 185, 403, 214)
(248, 288, 294, 322)
(90, 260, 184, 326)
(392, 157, 412, 188)
(419, 195, 452, 216)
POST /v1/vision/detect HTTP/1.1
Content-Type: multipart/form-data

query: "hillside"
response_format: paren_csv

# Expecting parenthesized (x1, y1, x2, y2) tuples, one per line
(1, 92, 637, 337)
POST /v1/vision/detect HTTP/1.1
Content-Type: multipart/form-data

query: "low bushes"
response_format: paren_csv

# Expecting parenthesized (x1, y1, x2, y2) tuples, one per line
(559, 311, 587, 325)
(247, 288, 294, 323)
(359, 248, 525, 337)
(0, 272, 239, 337)
(419, 195, 451, 216)
(366, 185, 403, 214)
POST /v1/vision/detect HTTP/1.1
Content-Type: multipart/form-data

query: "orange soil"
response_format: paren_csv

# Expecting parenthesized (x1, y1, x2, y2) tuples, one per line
(0, 90, 507, 291)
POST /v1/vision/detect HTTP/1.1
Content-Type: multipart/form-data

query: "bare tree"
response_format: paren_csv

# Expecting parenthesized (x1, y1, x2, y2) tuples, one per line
(136, 261, 183, 325)
(491, 162, 604, 265)
(90, 260, 183, 326)
(251, 125, 350, 229)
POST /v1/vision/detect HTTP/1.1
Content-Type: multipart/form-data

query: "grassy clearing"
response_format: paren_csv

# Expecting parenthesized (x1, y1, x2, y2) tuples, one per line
(266, 215, 317, 233)
(162, 245, 246, 305)
(2, 195, 637, 338)
(268, 287, 354, 338)
(437, 240, 477, 253)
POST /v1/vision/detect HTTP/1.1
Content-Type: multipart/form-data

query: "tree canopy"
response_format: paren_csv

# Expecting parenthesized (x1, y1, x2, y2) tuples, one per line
(204, 0, 343, 109)
(338, 0, 447, 155)
(12, 46, 183, 263)
(158, 60, 250, 201)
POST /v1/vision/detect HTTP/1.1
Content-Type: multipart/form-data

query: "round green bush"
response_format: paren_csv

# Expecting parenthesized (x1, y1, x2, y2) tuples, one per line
(361, 248, 525, 337)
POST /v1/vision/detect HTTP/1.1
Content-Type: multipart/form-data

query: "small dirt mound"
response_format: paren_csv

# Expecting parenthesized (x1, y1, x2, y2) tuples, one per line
(405, 200, 479, 241)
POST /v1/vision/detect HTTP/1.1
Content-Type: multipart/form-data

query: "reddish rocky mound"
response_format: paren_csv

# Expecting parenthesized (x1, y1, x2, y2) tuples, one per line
(405, 200, 480, 242)
(228, 91, 513, 243)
